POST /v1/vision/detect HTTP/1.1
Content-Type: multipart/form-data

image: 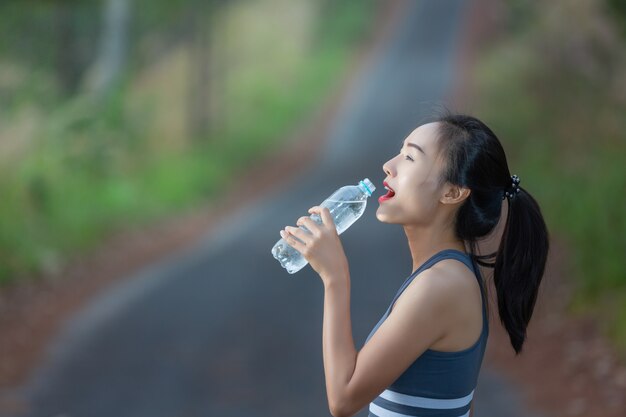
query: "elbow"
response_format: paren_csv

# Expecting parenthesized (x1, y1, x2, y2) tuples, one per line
(329, 406, 348, 417)
(329, 399, 356, 417)
(328, 383, 363, 417)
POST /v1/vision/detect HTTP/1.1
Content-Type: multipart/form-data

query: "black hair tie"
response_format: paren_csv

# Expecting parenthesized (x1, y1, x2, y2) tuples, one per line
(503, 174, 521, 200)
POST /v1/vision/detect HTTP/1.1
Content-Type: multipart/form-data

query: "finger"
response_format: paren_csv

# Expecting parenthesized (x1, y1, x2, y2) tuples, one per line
(280, 229, 306, 252)
(308, 206, 326, 225)
(319, 207, 335, 229)
(284, 225, 312, 245)
(297, 216, 321, 236)
(308, 206, 325, 219)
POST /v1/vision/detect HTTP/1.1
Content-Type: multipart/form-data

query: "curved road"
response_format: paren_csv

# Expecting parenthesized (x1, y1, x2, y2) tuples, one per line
(11, 1, 548, 416)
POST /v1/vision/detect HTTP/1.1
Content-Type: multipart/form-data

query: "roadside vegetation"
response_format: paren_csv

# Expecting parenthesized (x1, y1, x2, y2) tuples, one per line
(0, 0, 377, 284)
(472, 0, 626, 358)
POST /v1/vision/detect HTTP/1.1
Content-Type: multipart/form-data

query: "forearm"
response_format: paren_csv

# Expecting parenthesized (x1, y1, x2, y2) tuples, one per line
(322, 273, 358, 411)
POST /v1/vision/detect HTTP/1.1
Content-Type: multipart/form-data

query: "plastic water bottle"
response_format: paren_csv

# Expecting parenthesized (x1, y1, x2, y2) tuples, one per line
(271, 178, 376, 274)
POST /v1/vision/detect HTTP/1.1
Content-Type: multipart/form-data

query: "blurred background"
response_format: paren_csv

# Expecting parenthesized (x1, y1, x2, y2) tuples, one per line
(0, 0, 625, 416)
(469, 0, 626, 354)
(0, 0, 378, 283)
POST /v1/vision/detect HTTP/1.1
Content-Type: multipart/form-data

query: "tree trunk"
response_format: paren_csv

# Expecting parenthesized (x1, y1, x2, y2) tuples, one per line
(84, 0, 131, 97)
(186, 0, 214, 141)
(55, 3, 82, 96)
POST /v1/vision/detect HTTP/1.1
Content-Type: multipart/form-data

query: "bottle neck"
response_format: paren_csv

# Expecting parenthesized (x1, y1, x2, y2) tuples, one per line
(358, 181, 373, 197)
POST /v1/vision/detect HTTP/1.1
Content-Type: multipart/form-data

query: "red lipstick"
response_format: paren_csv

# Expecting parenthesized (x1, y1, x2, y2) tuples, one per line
(379, 181, 395, 203)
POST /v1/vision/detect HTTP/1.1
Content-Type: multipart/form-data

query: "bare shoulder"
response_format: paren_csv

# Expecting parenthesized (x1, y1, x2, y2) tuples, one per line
(393, 260, 479, 325)
(393, 266, 467, 313)
(403, 259, 475, 296)
(430, 258, 478, 289)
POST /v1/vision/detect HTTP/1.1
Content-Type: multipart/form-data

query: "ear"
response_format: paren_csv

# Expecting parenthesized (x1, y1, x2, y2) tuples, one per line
(440, 184, 471, 206)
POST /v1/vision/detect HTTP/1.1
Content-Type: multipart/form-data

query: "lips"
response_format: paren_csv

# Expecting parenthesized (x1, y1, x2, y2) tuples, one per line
(379, 181, 396, 203)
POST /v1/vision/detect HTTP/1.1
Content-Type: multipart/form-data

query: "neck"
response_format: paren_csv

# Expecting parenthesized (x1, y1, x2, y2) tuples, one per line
(404, 223, 467, 275)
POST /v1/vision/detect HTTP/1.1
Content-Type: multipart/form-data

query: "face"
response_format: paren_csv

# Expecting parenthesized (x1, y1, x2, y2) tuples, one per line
(376, 122, 447, 226)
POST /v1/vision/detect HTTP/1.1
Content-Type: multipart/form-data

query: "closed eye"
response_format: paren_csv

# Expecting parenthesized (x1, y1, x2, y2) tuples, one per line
(399, 139, 414, 161)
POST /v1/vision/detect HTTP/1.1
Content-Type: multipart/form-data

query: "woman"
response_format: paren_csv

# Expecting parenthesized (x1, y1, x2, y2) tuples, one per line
(279, 111, 549, 417)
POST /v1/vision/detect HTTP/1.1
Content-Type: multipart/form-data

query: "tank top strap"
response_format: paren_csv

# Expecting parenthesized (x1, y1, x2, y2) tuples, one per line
(383, 249, 484, 319)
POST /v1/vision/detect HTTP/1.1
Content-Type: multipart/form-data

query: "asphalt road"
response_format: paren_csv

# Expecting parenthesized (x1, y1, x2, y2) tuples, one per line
(10, 1, 549, 416)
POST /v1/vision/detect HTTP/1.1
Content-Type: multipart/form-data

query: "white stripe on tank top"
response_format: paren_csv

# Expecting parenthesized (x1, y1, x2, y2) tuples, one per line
(370, 403, 471, 417)
(379, 388, 474, 408)
(370, 402, 472, 417)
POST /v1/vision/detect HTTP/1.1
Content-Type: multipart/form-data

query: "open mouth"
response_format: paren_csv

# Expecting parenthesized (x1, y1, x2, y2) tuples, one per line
(379, 182, 396, 203)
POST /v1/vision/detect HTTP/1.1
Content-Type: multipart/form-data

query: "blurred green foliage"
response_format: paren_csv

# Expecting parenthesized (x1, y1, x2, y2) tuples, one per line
(607, 0, 626, 38)
(477, 0, 626, 356)
(0, 0, 377, 284)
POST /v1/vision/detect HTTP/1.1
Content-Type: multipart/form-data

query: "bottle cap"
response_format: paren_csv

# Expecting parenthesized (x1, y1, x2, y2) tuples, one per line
(360, 178, 375, 196)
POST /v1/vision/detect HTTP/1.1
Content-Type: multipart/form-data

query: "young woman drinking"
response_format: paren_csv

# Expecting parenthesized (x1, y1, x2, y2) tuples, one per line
(279, 111, 549, 417)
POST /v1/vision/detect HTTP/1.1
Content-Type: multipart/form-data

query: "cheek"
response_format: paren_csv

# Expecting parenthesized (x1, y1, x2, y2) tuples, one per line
(399, 169, 436, 200)
(402, 179, 440, 213)
(410, 187, 438, 211)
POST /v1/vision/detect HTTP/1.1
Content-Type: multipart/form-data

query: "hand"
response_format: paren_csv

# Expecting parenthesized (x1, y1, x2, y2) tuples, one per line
(280, 206, 349, 282)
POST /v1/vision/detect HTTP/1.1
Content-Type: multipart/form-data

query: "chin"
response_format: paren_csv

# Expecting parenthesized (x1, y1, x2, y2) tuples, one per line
(375, 207, 396, 224)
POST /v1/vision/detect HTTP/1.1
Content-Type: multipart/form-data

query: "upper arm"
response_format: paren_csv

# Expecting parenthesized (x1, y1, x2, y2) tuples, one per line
(339, 269, 458, 416)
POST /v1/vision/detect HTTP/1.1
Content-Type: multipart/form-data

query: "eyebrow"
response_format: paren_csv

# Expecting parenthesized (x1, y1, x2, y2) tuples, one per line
(400, 139, 426, 155)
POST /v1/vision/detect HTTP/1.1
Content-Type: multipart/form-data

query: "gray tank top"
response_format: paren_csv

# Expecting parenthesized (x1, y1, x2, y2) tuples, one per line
(365, 249, 489, 417)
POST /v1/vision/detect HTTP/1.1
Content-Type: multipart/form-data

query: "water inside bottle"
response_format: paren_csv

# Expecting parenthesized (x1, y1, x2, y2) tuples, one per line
(271, 199, 367, 273)
(320, 199, 367, 234)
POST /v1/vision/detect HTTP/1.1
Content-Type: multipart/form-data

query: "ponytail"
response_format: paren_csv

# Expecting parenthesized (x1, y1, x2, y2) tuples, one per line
(494, 187, 550, 355)
(433, 110, 550, 355)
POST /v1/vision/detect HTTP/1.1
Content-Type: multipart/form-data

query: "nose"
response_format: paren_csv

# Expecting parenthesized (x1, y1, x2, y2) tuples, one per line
(383, 159, 394, 177)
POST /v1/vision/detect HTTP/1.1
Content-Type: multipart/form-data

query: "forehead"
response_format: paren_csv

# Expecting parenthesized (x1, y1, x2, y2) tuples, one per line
(405, 122, 440, 150)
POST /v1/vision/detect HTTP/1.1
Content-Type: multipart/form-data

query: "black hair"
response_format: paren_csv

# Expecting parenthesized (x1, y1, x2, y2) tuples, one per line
(431, 108, 550, 355)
